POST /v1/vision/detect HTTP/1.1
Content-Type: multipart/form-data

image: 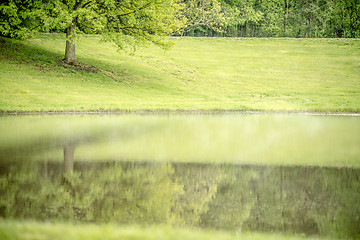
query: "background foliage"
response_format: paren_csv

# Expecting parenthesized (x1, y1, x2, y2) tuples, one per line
(1, 0, 359, 41)
(182, 0, 360, 38)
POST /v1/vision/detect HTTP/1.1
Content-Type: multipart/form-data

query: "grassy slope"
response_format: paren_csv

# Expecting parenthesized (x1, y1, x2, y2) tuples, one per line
(0, 34, 359, 112)
(0, 220, 334, 240)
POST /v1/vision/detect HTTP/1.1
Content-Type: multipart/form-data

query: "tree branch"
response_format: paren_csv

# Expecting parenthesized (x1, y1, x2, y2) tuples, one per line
(81, 0, 94, 9)
(118, 2, 152, 17)
(74, 0, 84, 10)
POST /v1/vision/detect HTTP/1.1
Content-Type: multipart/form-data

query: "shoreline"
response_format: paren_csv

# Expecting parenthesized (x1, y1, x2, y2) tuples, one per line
(1, 109, 360, 116)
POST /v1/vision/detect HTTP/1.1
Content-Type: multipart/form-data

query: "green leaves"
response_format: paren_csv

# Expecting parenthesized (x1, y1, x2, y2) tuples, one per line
(181, 0, 227, 35)
(0, 0, 36, 39)
(98, 0, 185, 51)
(0, 0, 185, 55)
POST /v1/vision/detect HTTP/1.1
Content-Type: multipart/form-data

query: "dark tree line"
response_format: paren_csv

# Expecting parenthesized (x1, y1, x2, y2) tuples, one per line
(182, 0, 360, 38)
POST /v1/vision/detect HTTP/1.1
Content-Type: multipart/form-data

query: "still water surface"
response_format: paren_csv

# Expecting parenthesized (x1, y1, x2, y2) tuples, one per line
(0, 113, 359, 238)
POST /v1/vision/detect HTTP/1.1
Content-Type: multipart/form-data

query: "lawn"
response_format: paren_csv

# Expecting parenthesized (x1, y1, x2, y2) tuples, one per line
(0, 34, 359, 113)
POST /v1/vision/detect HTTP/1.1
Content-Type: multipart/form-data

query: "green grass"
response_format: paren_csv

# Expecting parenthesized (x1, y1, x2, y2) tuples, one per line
(0, 34, 359, 113)
(0, 220, 336, 240)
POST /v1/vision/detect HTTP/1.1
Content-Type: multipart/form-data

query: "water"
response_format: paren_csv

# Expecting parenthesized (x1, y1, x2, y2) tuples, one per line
(0, 113, 359, 238)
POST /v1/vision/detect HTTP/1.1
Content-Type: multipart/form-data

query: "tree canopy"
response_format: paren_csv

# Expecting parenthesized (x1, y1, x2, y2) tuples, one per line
(0, 0, 185, 63)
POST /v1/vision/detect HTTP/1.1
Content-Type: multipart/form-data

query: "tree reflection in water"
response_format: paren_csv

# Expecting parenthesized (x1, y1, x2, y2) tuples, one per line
(0, 155, 359, 239)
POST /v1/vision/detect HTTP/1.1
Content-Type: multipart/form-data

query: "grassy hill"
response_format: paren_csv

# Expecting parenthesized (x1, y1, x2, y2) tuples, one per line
(0, 34, 359, 113)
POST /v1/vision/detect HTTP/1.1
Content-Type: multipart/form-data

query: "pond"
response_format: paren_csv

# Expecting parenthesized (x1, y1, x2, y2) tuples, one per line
(0, 113, 359, 238)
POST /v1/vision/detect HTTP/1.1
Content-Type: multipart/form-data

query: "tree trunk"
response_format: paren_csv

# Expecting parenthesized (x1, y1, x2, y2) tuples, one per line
(283, 0, 288, 35)
(242, 22, 247, 37)
(305, 18, 311, 38)
(65, 22, 77, 63)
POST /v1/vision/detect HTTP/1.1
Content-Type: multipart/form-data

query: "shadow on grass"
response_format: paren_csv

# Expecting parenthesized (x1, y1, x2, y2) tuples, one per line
(0, 36, 63, 65)
(0, 36, 117, 79)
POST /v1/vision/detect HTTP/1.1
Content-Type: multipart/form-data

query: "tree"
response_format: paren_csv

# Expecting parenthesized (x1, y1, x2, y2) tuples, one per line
(327, 0, 360, 38)
(180, 0, 227, 36)
(220, 0, 263, 37)
(0, 0, 185, 63)
(254, 0, 284, 37)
